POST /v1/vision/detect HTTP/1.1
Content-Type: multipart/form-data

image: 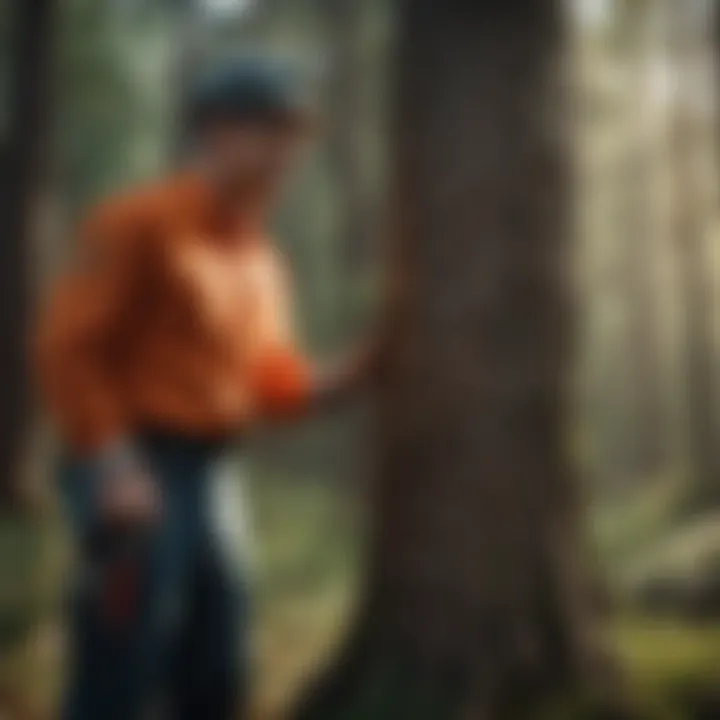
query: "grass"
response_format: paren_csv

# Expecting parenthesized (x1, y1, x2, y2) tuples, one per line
(614, 618, 720, 719)
(249, 472, 360, 718)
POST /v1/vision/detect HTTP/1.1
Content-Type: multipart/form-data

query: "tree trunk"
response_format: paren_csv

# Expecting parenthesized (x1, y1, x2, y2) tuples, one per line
(0, 0, 57, 506)
(616, 0, 670, 479)
(322, 0, 372, 276)
(171, 0, 208, 161)
(295, 2, 616, 718)
(671, 0, 720, 508)
(319, 0, 377, 352)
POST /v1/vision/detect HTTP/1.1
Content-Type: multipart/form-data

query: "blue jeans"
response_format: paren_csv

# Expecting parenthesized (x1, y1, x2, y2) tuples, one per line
(58, 433, 250, 720)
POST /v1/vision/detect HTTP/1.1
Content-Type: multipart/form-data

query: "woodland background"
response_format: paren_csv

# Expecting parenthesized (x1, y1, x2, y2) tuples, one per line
(3, 0, 720, 718)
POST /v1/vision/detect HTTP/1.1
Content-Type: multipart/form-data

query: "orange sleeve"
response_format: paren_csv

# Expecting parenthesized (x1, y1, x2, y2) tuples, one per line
(35, 199, 151, 452)
(248, 247, 312, 420)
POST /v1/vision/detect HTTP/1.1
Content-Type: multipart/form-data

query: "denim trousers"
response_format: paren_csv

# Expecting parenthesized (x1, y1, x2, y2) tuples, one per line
(58, 432, 251, 720)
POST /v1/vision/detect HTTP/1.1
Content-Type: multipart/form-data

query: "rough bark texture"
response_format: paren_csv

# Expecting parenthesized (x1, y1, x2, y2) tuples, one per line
(295, 2, 615, 718)
(0, 0, 57, 506)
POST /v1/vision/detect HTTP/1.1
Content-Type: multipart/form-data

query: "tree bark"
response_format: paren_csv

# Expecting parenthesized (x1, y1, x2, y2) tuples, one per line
(295, 2, 616, 718)
(0, 0, 57, 506)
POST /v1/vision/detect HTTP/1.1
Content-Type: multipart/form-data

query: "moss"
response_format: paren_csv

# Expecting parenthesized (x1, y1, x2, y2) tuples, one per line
(612, 618, 720, 719)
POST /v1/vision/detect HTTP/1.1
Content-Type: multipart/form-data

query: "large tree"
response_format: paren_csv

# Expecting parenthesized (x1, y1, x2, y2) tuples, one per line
(295, 2, 615, 718)
(0, 0, 57, 505)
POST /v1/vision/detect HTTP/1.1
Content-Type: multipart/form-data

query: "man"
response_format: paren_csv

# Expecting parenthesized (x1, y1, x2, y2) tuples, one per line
(36, 58, 374, 719)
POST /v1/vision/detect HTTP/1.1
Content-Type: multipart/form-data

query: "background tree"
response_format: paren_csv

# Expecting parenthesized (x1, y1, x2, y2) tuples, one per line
(0, 4, 58, 711)
(295, 2, 616, 717)
(614, 0, 671, 480)
(320, 0, 372, 277)
(669, 0, 720, 509)
(0, 0, 58, 505)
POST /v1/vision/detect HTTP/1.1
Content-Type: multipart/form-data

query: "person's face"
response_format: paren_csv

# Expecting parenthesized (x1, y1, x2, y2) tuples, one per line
(202, 118, 305, 198)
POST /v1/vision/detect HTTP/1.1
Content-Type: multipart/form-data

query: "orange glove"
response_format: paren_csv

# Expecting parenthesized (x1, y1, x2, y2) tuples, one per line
(250, 346, 312, 420)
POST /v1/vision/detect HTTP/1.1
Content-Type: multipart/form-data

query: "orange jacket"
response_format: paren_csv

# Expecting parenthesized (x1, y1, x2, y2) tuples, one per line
(35, 173, 311, 452)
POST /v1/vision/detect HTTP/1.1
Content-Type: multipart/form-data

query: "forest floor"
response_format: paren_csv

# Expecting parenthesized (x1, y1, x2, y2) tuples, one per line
(2, 474, 720, 719)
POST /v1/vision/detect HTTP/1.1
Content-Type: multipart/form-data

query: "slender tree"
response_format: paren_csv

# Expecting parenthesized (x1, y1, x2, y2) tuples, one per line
(670, 0, 720, 508)
(0, 0, 58, 505)
(321, 0, 372, 273)
(295, 2, 616, 718)
(615, 0, 670, 479)
(171, 0, 207, 160)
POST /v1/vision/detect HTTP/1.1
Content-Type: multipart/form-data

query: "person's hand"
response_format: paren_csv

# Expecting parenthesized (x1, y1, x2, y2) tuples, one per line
(340, 317, 391, 390)
(312, 329, 387, 411)
(99, 469, 162, 529)
(350, 331, 388, 389)
(94, 442, 162, 529)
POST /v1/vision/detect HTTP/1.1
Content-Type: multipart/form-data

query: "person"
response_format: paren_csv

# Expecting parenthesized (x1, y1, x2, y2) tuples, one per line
(35, 57, 375, 720)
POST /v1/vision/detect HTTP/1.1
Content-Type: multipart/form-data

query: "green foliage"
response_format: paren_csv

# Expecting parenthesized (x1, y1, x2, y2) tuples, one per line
(593, 480, 684, 578)
(58, 0, 171, 212)
(0, 517, 47, 651)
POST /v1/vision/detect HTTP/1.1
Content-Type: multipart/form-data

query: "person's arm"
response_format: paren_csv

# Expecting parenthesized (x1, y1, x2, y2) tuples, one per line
(308, 339, 378, 412)
(35, 201, 160, 525)
(249, 247, 375, 422)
